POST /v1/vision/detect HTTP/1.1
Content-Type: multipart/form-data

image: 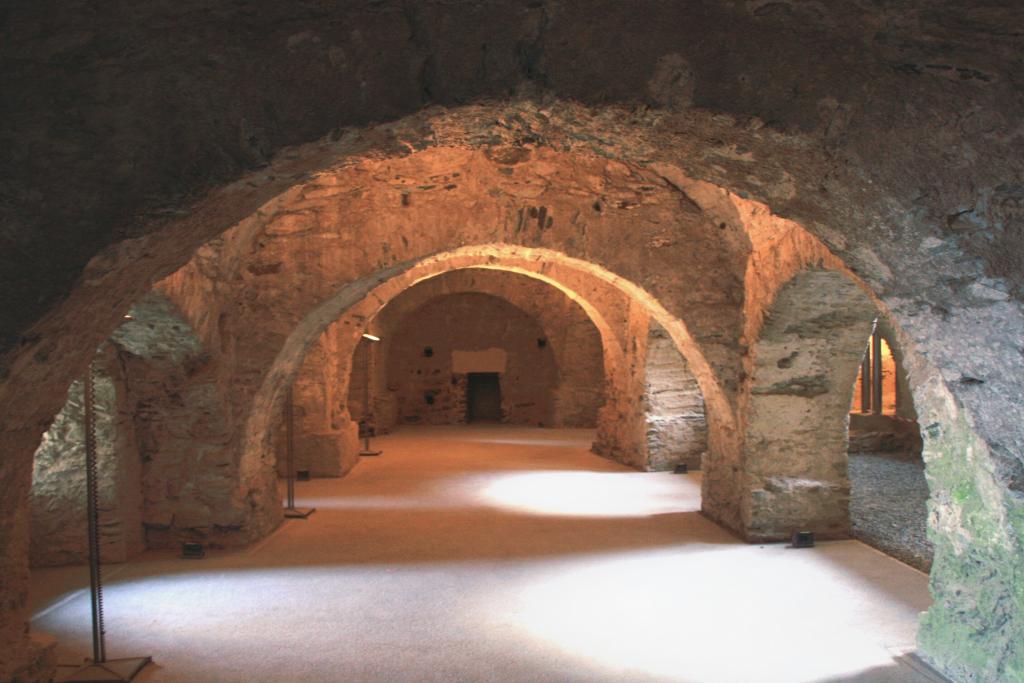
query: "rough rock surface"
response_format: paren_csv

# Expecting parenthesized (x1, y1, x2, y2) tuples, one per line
(30, 344, 143, 566)
(744, 270, 878, 541)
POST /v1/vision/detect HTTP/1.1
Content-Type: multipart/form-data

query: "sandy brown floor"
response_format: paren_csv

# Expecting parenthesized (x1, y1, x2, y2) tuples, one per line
(31, 426, 940, 682)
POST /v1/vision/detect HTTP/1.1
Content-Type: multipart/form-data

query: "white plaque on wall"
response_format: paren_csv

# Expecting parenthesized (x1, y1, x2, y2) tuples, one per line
(451, 348, 507, 373)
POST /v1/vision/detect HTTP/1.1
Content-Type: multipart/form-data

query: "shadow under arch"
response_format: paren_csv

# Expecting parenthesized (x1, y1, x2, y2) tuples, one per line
(240, 244, 735, 490)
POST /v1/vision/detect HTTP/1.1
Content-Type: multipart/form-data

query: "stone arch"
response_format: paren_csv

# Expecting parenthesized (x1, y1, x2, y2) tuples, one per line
(240, 244, 733, 514)
(1, 28, 1021, 675)
(269, 256, 633, 478)
(27, 290, 231, 564)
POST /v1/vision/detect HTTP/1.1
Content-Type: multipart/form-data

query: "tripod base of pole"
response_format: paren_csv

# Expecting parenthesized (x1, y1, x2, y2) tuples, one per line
(63, 656, 151, 682)
(359, 449, 382, 456)
(284, 506, 316, 518)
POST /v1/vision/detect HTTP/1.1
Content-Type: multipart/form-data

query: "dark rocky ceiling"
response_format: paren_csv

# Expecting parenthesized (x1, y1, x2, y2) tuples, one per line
(1, 0, 1022, 347)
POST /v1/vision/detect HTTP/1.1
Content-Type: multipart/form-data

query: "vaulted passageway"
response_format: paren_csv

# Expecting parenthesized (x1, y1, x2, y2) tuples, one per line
(30, 426, 934, 683)
(5, 97, 1022, 682)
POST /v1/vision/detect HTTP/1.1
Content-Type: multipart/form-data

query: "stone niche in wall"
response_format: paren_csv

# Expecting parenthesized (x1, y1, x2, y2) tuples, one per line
(29, 344, 144, 567)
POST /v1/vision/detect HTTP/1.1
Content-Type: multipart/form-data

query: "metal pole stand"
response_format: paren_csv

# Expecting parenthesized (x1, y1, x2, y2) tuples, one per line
(359, 334, 382, 456)
(359, 432, 382, 457)
(64, 362, 151, 682)
(283, 386, 315, 519)
(65, 659, 153, 683)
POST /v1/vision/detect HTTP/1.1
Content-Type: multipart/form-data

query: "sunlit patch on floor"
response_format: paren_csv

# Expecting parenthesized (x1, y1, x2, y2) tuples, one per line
(507, 548, 927, 682)
(478, 470, 702, 517)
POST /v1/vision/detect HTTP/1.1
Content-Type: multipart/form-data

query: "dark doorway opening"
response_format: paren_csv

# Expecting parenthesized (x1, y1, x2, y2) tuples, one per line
(467, 372, 502, 422)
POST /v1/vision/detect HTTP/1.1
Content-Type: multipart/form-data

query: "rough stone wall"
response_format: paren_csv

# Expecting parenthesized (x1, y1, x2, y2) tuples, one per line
(382, 292, 557, 426)
(0, 108, 1015, 683)
(112, 293, 239, 549)
(29, 344, 143, 566)
(593, 314, 708, 472)
(644, 323, 707, 471)
(915, 377, 1024, 683)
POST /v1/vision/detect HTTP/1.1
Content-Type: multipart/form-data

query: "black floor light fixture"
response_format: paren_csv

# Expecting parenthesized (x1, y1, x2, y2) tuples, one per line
(359, 332, 383, 457)
(791, 531, 816, 548)
(64, 362, 152, 683)
(283, 385, 315, 519)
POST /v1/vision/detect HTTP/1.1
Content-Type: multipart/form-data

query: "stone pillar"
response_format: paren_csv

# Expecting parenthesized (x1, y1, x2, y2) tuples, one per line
(742, 270, 877, 541)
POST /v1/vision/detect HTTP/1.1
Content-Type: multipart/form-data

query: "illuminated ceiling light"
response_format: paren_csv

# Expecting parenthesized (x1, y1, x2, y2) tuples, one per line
(123, 314, 134, 320)
(478, 471, 700, 517)
(362, 333, 381, 342)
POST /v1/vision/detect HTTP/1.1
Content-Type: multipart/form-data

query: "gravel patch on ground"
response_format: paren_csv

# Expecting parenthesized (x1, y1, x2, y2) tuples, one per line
(849, 451, 933, 572)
